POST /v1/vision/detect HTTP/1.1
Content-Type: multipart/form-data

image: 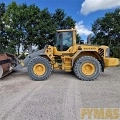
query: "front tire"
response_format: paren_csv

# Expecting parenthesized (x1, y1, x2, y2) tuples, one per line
(27, 56, 52, 81)
(73, 56, 101, 81)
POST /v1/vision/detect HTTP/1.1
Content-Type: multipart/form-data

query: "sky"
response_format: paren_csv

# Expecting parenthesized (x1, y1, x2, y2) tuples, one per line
(1, 0, 120, 40)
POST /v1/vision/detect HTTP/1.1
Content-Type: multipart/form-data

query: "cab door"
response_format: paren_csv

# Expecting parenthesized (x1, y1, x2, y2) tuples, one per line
(55, 31, 73, 51)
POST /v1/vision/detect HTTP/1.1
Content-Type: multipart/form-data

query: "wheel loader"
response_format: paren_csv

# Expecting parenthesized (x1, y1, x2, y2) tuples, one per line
(0, 29, 119, 81)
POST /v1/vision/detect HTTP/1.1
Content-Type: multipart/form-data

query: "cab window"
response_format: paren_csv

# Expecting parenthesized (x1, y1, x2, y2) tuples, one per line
(62, 32, 72, 51)
(55, 31, 73, 51)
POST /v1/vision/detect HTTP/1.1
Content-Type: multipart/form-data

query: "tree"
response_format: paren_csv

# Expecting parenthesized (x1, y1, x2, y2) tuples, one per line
(91, 8, 120, 58)
(0, 3, 7, 53)
(76, 33, 83, 44)
(53, 9, 80, 44)
(1, 2, 79, 54)
(36, 8, 56, 49)
(53, 9, 76, 29)
(3, 2, 24, 54)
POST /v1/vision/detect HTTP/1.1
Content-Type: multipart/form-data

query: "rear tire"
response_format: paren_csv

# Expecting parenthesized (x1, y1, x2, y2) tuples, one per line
(73, 56, 101, 81)
(27, 56, 52, 81)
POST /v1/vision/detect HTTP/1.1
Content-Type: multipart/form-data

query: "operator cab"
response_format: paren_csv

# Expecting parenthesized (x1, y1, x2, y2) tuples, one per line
(55, 31, 73, 51)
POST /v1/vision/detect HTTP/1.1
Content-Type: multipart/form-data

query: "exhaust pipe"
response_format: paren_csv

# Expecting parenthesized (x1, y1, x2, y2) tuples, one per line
(0, 53, 17, 78)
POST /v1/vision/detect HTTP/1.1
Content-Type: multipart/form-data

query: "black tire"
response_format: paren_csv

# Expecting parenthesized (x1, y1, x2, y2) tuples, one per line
(73, 56, 101, 81)
(27, 56, 52, 81)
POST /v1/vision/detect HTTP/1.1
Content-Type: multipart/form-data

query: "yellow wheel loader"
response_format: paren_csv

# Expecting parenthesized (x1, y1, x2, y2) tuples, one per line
(0, 29, 119, 81)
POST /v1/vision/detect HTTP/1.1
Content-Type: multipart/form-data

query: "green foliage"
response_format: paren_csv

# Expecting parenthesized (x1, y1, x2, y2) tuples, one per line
(110, 45, 120, 58)
(53, 9, 76, 29)
(3, 2, 25, 54)
(76, 33, 83, 44)
(19, 53, 27, 60)
(91, 8, 120, 58)
(0, 3, 7, 54)
(6, 45, 16, 54)
(0, 2, 76, 54)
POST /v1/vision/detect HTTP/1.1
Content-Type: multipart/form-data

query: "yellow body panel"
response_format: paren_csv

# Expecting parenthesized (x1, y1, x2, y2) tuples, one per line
(104, 57, 119, 67)
(79, 45, 99, 51)
(44, 45, 54, 60)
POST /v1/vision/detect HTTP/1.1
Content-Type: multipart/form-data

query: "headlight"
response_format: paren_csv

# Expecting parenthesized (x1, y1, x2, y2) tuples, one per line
(106, 48, 110, 57)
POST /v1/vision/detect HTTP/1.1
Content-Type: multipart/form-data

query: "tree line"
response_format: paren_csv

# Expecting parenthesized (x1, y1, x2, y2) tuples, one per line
(91, 8, 120, 58)
(0, 2, 77, 54)
(0, 2, 120, 58)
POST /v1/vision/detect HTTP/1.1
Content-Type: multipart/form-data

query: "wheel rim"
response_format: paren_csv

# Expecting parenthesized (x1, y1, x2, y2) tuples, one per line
(33, 63, 46, 76)
(81, 62, 95, 76)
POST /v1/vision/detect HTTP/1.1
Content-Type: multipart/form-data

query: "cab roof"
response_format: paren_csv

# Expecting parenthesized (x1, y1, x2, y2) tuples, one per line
(57, 29, 76, 32)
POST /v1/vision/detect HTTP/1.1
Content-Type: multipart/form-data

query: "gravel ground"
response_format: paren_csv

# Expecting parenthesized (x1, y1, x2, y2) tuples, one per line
(0, 66, 120, 120)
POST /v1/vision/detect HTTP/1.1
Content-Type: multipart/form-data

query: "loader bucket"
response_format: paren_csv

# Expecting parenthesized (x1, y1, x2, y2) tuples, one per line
(0, 53, 17, 78)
